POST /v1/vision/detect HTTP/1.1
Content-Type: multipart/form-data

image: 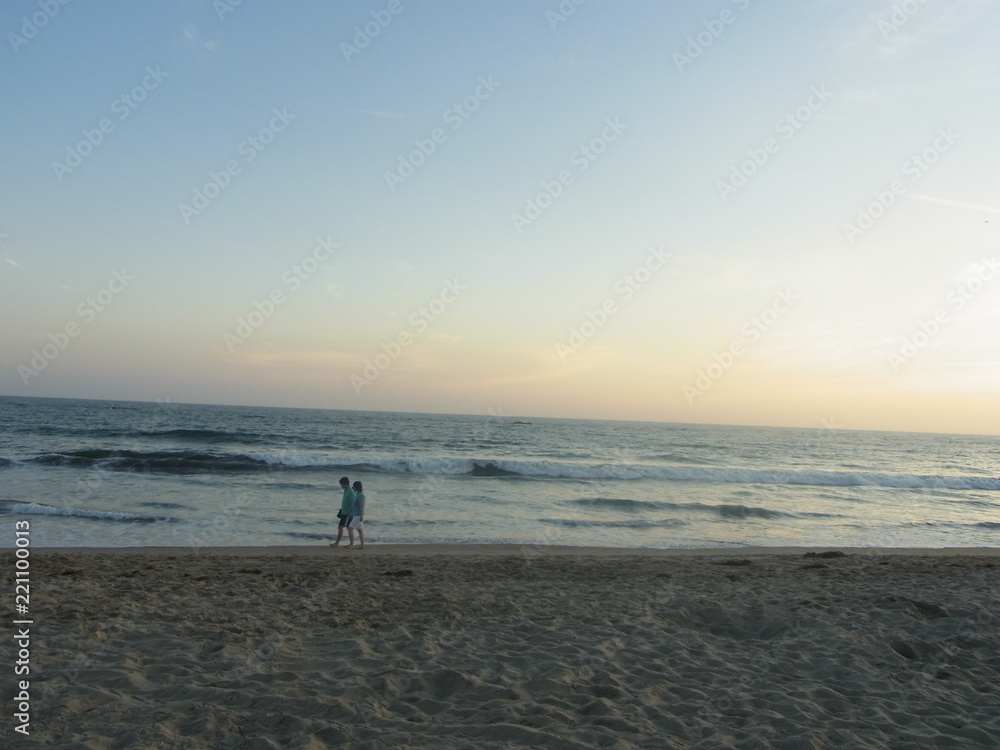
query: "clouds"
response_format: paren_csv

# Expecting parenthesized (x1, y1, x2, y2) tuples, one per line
(839, 0, 997, 62)
(2, 1, 998, 432)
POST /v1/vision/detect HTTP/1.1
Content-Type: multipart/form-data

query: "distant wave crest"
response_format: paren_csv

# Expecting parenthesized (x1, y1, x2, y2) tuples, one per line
(14, 425, 290, 445)
(1, 502, 173, 523)
(540, 517, 689, 529)
(568, 497, 835, 521)
(24, 449, 272, 473)
(7, 449, 1000, 490)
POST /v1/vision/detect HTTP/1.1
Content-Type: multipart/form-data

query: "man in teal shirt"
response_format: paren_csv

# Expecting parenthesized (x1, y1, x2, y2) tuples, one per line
(330, 476, 356, 547)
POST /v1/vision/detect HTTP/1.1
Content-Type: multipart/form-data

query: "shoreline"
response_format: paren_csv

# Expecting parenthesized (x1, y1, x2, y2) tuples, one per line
(15, 543, 1000, 557)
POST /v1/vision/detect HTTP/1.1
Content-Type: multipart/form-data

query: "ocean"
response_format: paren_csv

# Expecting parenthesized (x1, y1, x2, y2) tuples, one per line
(1, 396, 998, 550)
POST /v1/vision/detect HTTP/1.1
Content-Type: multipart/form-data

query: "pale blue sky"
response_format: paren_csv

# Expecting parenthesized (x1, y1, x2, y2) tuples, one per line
(3, 0, 1000, 434)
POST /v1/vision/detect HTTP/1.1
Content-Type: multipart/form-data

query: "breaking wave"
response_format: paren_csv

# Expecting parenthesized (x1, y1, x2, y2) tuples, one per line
(1, 501, 173, 523)
(6, 450, 1000, 491)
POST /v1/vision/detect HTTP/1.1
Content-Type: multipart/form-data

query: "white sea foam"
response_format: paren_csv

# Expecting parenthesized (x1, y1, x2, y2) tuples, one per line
(242, 453, 1000, 490)
(2, 502, 169, 523)
(5, 396, 999, 549)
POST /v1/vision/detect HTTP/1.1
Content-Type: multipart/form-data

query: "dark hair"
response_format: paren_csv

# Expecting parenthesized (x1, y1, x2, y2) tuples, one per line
(352, 481, 363, 491)
(339, 476, 350, 485)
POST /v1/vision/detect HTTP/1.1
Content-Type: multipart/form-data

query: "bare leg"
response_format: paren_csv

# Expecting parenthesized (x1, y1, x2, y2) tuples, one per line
(330, 525, 345, 547)
(357, 528, 365, 549)
(347, 528, 355, 548)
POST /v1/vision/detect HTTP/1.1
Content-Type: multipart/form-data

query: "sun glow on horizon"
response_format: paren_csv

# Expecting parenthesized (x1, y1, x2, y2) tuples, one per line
(2, 1, 999, 436)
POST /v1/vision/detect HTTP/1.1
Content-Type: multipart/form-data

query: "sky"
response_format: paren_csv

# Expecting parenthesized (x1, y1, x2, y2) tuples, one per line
(2, 0, 1000, 435)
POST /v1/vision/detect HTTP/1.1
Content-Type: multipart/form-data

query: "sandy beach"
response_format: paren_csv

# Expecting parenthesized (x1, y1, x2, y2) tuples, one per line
(8, 545, 1000, 749)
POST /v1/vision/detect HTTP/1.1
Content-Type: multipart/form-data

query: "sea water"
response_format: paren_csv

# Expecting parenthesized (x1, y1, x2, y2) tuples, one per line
(1, 396, 998, 549)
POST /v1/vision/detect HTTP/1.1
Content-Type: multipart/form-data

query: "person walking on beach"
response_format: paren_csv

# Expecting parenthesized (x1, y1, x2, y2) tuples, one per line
(330, 476, 356, 548)
(349, 480, 366, 549)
